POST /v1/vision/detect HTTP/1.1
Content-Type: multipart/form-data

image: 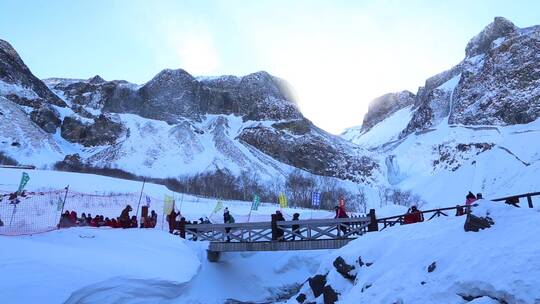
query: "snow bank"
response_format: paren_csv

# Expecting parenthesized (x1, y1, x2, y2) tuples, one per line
(0, 227, 326, 304)
(0, 228, 200, 303)
(291, 200, 540, 303)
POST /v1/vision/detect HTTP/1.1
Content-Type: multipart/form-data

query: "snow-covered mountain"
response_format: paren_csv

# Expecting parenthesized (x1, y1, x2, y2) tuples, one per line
(342, 17, 540, 204)
(0, 39, 378, 185)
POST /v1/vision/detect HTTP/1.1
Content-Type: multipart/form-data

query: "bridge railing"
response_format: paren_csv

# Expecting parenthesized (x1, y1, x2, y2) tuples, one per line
(376, 191, 539, 231)
(184, 216, 372, 243)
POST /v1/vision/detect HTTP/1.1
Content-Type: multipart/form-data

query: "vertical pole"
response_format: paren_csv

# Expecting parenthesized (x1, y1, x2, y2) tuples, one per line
(60, 185, 69, 215)
(135, 178, 146, 219)
(527, 195, 533, 208)
(56, 185, 70, 230)
(9, 204, 17, 227)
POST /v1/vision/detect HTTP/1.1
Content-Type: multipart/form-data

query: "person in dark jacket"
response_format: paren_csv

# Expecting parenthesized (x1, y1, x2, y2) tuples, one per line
(455, 205, 465, 216)
(130, 216, 138, 228)
(119, 205, 133, 228)
(291, 213, 300, 240)
(179, 217, 186, 239)
(223, 207, 234, 242)
(150, 210, 158, 228)
(271, 213, 278, 241)
(275, 210, 285, 241)
(58, 211, 72, 228)
(167, 209, 179, 234)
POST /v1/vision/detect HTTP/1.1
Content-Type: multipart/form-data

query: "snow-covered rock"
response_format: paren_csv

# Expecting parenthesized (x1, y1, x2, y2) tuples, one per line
(290, 200, 540, 303)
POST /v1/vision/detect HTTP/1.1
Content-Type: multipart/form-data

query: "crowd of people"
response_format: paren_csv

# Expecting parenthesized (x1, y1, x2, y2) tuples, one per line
(53, 190, 501, 239)
(57, 205, 158, 229)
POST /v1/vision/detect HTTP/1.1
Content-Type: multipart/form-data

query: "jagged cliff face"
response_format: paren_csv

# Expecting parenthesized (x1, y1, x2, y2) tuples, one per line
(360, 91, 415, 133)
(402, 17, 540, 136)
(342, 17, 540, 204)
(0, 39, 379, 183)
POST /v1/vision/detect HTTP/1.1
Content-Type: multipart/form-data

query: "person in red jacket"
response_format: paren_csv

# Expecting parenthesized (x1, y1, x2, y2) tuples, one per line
(334, 205, 349, 236)
(69, 211, 77, 226)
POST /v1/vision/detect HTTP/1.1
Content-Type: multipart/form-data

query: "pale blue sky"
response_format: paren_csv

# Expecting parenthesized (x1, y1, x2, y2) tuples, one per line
(1, 0, 539, 133)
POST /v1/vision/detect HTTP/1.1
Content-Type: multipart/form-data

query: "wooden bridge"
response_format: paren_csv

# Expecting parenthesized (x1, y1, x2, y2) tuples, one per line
(184, 192, 538, 262)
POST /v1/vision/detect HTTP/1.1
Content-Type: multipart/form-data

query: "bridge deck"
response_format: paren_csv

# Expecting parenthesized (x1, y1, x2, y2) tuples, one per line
(208, 238, 354, 252)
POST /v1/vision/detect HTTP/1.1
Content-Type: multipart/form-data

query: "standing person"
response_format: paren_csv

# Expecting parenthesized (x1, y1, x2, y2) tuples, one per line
(334, 204, 349, 236)
(179, 217, 186, 239)
(69, 211, 78, 226)
(167, 208, 179, 234)
(119, 205, 133, 228)
(271, 214, 278, 241)
(275, 210, 286, 241)
(410, 206, 424, 223)
(223, 207, 235, 242)
(465, 192, 477, 205)
(291, 213, 300, 240)
(150, 210, 158, 228)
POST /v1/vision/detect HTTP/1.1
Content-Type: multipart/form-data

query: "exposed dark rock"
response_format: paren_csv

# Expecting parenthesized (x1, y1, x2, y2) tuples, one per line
(29, 106, 61, 133)
(400, 17, 540, 137)
(296, 293, 306, 303)
(333, 256, 356, 281)
(322, 285, 338, 304)
(271, 119, 311, 135)
(239, 125, 378, 182)
(464, 214, 494, 232)
(308, 274, 327, 298)
(465, 17, 517, 58)
(0, 39, 65, 107)
(427, 262, 437, 273)
(421, 281, 426, 285)
(366, 262, 373, 267)
(60, 115, 124, 147)
(361, 283, 372, 292)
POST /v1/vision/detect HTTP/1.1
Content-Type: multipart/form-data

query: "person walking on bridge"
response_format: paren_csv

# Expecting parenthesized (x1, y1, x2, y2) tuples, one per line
(223, 207, 235, 242)
(335, 204, 349, 236)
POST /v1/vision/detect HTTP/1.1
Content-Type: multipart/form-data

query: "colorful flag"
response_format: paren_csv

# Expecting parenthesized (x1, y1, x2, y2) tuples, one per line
(311, 191, 321, 207)
(251, 195, 260, 211)
(212, 200, 224, 214)
(279, 193, 288, 208)
(17, 172, 30, 194)
(163, 194, 174, 215)
(145, 195, 151, 207)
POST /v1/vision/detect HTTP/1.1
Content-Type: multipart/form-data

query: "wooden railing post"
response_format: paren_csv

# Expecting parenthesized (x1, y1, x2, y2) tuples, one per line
(527, 195, 534, 208)
(368, 209, 378, 232)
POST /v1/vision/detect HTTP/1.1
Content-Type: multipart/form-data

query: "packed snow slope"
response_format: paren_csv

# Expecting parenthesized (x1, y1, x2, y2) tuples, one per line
(0, 228, 326, 304)
(290, 200, 540, 304)
(342, 17, 540, 206)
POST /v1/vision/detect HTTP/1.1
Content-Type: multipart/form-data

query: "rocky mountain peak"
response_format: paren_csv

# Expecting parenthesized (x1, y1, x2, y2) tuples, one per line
(0, 39, 26, 70)
(88, 75, 106, 84)
(465, 16, 517, 58)
(361, 91, 415, 132)
(0, 39, 65, 108)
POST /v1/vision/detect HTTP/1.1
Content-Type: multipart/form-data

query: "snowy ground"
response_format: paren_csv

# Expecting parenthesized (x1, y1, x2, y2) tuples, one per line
(0, 228, 327, 304)
(290, 200, 540, 304)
